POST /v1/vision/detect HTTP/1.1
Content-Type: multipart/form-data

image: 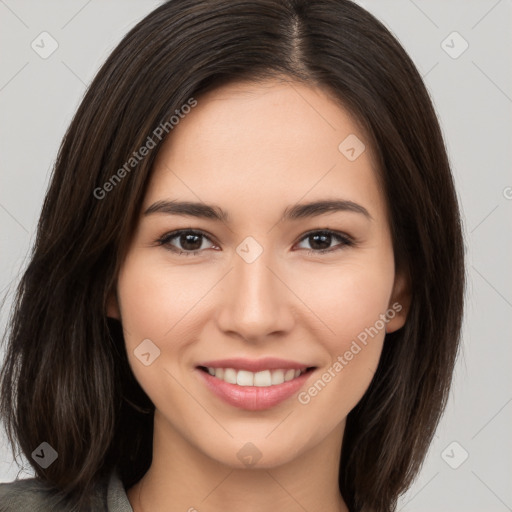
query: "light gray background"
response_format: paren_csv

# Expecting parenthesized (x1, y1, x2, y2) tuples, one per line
(1, 1, 511, 510)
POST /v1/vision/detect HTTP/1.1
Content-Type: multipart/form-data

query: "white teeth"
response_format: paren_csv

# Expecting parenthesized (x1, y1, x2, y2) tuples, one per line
(284, 369, 295, 382)
(223, 368, 237, 384)
(254, 370, 271, 387)
(205, 367, 306, 387)
(236, 370, 254, 386)
(271, 369, 285, 385)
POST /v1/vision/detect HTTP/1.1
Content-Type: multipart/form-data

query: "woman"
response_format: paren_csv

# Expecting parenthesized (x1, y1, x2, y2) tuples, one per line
(0, 0, 465, 511)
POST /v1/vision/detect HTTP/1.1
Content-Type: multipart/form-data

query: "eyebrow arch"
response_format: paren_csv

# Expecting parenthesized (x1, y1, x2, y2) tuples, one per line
(144, 199, 372, 222)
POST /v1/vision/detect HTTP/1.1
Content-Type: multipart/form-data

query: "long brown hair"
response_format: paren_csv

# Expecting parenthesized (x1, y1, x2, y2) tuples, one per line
(0, 1, 465, 510)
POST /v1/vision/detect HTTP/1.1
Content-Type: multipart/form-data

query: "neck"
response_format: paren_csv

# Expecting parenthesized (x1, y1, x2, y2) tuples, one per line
(127, 412, 349, 512)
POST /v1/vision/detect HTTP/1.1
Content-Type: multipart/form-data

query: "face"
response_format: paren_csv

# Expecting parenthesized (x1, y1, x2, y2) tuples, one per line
(108, 79, 408, 469)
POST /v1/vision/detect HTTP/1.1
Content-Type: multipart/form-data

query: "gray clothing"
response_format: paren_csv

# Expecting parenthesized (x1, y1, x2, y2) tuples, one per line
(0, 468, 133, 511)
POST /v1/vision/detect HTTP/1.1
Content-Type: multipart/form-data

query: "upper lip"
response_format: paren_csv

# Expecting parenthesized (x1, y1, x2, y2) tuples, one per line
(197, 357, 314, 373)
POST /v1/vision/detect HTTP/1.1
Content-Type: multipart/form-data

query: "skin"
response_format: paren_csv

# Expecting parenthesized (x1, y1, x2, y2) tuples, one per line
(108, 79, 410, 512)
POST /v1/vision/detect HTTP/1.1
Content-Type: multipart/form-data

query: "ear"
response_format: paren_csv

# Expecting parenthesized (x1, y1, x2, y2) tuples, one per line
(106, 287, 121, 320)
(385, 270, 411, 333)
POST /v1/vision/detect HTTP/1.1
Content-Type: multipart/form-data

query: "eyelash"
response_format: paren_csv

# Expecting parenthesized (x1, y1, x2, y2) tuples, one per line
(155, 229, 355, 257)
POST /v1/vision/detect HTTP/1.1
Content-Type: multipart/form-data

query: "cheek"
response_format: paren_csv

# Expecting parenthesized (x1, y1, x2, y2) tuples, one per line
(293, 256, 394, 413)
(293, 256, 395, 348)
(117, 254, 215, 344)
(116, 255, 207, 409)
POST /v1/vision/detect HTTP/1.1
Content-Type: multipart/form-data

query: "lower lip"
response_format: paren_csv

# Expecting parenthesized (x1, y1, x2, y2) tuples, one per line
(196, 368, 314, 411)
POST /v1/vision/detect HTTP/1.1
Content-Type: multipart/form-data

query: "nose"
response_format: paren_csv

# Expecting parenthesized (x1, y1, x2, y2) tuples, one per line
(215, 246, 295, 343)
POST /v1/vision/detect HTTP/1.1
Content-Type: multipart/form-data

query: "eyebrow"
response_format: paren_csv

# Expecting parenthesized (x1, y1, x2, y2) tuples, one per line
(144, 199, 372, 222)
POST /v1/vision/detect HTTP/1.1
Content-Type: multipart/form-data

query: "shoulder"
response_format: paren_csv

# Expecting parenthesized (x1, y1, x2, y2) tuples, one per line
(0, 470, 132, 512)
(0, 476, 108, 512)
(0, 477, 67, 511)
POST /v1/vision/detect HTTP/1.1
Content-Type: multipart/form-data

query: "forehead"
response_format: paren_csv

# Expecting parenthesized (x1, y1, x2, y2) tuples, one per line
(144, 79, 386, 223)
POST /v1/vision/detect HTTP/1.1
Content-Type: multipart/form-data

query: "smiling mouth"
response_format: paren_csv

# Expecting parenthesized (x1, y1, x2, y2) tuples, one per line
(197, 366, 316, 387)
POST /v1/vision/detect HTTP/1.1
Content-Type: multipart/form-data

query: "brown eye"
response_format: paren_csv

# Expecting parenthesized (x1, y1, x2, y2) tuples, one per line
(296, 230, 354, 254)
(157, 230, 215, 256)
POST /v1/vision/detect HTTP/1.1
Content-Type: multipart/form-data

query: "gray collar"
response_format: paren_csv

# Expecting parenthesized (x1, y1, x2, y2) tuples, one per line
(107, 469, 134, 512)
